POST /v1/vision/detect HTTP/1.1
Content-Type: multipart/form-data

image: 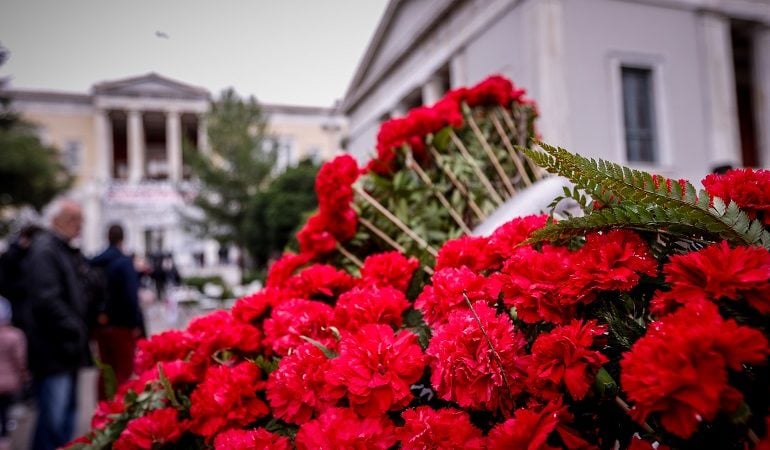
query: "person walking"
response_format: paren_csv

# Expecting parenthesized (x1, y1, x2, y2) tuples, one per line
(0, 296, 27, 450)
(91, 224, 145, 397)
(19, 198, 89, 450)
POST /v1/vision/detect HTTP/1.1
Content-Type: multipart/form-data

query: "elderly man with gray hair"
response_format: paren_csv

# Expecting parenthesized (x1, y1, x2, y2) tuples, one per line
(18, 198, 90, 450)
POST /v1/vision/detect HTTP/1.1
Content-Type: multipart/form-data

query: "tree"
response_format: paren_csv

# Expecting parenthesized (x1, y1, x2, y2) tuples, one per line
(245, 158, 319, 267)
(0, 43, 72, 234)
(184, 88, 276, 269)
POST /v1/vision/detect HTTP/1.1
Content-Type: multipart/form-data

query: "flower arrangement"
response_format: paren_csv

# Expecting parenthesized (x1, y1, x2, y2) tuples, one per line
(69, 76, 770, 450)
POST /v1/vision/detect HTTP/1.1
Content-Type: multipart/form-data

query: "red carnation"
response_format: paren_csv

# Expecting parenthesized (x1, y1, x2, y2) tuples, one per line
(231, 288, 277, 323)
(571, 230, 657, 299)
(333, 286, 410, 331)
(398, 406, 485, 450)
(316, 155, 358, 214)
(360, 251, 420, 292)
(134, 329, 194, 374)
(295, 407, 397, 450)
(113, 407, 186, 450)
(464, 75, 525, 107)
(187, 310, 262, 362)
(265, 252, 310, 288)
(415, 266, 501, 328)
(487, 404, 561, 450)
(435, 235, 493, 272)
(213, 428, 290, 450)
(656, 241, 770, 314)
(703, 168, 770, 224)
(628, 435, 670, 450)
(486, 214, 549, 267)
(189, 362, 269, 439)
(528, 320, 608, 401)
(621, 302, 769, 438)
(91, 399, 125, 429)
(427, 301, 528, 412)
(266, 343, 341, 424)
(297, 213, 337, 258)
(326, 324, 425, 416)
(264, 298, 335, 356)
(497, 245, 579, 324)
(286, 263, 357, 300)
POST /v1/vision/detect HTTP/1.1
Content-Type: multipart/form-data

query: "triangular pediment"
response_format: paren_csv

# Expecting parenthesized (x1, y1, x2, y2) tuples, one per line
(342, 0, 457, 111)
(93, 73, 209, 100)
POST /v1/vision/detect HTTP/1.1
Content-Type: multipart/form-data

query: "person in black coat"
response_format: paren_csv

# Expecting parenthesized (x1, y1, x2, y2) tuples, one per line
(0, 225, 42, 327)
(20, 199, 88, 450)
(91, 224, 145, 397)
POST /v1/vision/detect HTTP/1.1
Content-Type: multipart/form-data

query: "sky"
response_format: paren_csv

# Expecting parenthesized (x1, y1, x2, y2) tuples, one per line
(0, 0, 388, 107)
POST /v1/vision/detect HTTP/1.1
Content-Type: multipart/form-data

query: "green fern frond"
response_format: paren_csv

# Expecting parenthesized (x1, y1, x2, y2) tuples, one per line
(524, 142, 770, 248)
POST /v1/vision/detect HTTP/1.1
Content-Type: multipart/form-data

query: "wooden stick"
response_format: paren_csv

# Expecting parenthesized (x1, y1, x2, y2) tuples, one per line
(498, 106, 544, 180)
(359, 217, 407, 253)
(449, 130, 505, 206)
(466, 111, 516, 197)
(428, 147, 487, 221)
(358, 218, 434, 276)
(336, 243, 362, 268)
(614, 396, 655, 435)
(353, 184, 439, 257)
(491, 113, 533, 186)
(407, 155, 472, 234)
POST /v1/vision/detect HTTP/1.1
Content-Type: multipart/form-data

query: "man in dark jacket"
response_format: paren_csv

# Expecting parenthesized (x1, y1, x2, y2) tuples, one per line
(20, 199, 88, 450)
(91, 224, 145, 397)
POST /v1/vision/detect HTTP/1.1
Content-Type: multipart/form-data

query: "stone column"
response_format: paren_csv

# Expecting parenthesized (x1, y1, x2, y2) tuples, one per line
(390, 103, 408, 118)
(94, 110, 112, 182)
(197, 114, 210, 155)
(450, 51, 467, 89)
(755, 25, 770, 166)
(166, 110, 182, 182)
(422, 76, 445, 106)
(698, 11, 741, 167)
(127, 109, 145, 183)
(525, 0, 571, 149)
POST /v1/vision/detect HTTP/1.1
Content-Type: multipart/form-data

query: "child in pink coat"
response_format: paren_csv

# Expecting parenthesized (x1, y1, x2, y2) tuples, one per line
(0, 297, 26, 441)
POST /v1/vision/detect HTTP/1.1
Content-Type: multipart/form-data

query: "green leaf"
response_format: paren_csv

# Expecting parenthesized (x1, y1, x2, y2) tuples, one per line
(300, 335, 338, 358)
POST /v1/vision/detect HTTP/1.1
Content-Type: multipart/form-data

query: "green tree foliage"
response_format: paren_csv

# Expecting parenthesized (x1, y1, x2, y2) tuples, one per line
(245, 159, 319, 267)
(184, 88, 276, 267)
(0, 43, 72, 233)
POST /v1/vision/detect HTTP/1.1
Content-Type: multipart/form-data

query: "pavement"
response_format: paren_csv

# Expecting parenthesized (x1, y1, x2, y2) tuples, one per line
(7, 295, 211, 449)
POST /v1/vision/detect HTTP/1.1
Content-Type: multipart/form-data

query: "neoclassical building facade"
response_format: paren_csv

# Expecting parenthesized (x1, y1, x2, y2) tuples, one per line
(342, 0, 770, 183)
(7, 73, 346, 279)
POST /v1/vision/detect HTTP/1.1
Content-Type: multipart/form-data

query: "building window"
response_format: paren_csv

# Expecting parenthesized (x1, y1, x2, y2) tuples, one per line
(621, 67, 656, 163)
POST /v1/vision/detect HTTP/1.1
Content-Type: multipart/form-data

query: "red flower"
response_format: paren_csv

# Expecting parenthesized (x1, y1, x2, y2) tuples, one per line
(113, 408, 186, 450)
(266, 343, 341, 424)
(427, 302, 528, 412)
(264, 298, 335, 356)
(703, 168, 770, 224)
(189, 362, 269, 439)
(187, 310, 262, 361)
(286, 263, 357, 300)
(415, 266, 501, 328)
(359, 251, 420, 292)
(326, 324, 425, 416)
(316, 155, 358, 214)
(486, 214, 549, 267)
(398, 406, 485, 450)
(213, 428, 290, 450)
(91, 399, 125, 429)
(134, 329, 194, 374)
(496, 245, 579, 324)
(657, 241, 770, 314)
(486, 404, 561, 450)
(295, 407, 397, 450)
(528, 320, 608, 401)
(435, 235, 492, 272)
(333, 286, 410, 331)
(463, 75, 526, 107)
(231, 288, 277, 323)
(297, 213, 337, 258)
(621, 302, 769, 438)
(628, 435, 670, 450)
(571, 230, 657, 298)
(265, 252, 310, 288)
